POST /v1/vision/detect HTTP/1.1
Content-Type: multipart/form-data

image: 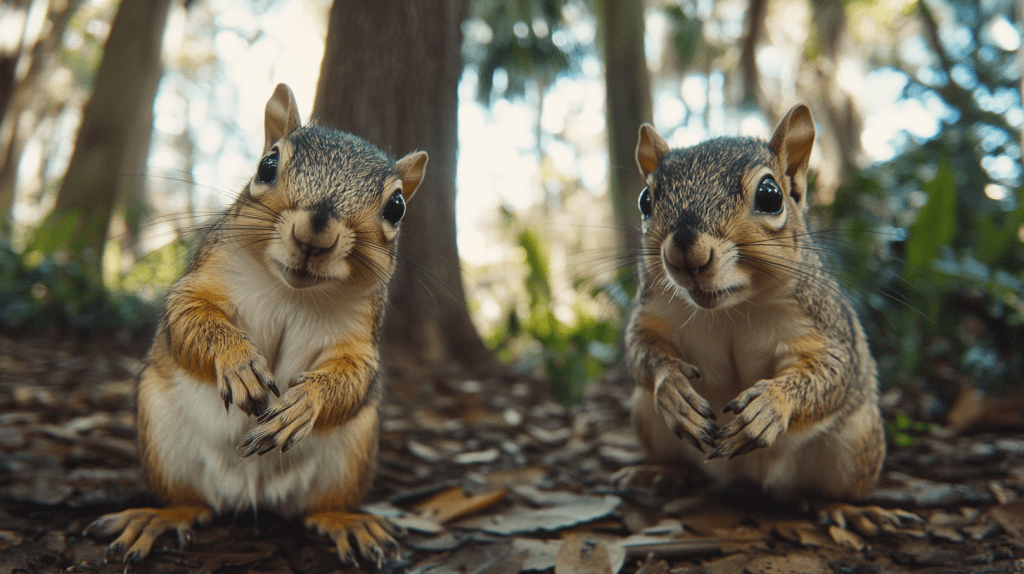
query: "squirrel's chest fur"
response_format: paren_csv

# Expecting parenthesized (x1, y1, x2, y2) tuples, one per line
(222, 250, 375, 381)
(646, 289, 812, 410)
(140, 250, 377, 517)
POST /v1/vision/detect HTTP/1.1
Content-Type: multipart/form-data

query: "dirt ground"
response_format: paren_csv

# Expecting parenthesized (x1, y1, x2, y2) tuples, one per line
(2, 333, 1024, 574)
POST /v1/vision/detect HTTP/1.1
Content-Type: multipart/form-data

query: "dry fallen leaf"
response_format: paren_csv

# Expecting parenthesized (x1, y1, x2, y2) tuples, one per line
(555, 533, 625, 574)
(512, 537, 563, 571)
(455, 494, 621, 536)
(416, 485, 508, 524)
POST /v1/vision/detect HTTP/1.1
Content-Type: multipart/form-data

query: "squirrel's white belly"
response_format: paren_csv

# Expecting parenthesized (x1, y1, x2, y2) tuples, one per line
(142, 370, 365, 517)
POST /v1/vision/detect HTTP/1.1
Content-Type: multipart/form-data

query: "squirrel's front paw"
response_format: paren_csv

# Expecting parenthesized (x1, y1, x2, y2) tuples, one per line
(215, 342, 279, 417)
(708, 381, 790, 460)
(653, 365, 717, 452)
(240, 383, 317, 456)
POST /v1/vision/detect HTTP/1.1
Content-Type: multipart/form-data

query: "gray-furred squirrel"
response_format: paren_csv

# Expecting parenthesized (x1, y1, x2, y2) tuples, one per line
(85, 83, 427, 567)
(621, 104, 917, 531)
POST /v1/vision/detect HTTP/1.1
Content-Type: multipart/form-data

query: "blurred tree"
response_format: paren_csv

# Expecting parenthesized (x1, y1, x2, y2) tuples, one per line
(0, 0, 85, 236)
(313, 0, 493, 375)
(596, 0, 652, 255)
(42, 0, 174, 277)
(0, 0, 31, 135)
(738, 0, 766, 108)
(805, 0, 863, 202)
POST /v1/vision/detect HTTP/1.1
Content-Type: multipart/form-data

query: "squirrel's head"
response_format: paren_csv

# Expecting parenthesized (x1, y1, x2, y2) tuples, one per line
(234, 84, 427, 292)
(634, 104, 815, 310)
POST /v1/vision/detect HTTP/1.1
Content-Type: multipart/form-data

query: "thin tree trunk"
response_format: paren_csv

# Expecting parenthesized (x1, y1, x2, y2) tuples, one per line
(46, 0, 171, 275)
(312, 0, 492, 375)
(0, 0, 83, 235)
(808, 0, 861, 200)
(0, 0, 31, 132)
(596, 0, 652, 256)
(739, 0, 767, 108)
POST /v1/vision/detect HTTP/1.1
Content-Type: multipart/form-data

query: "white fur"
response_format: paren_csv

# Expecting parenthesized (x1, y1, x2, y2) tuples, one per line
(144, 250, 376, 517)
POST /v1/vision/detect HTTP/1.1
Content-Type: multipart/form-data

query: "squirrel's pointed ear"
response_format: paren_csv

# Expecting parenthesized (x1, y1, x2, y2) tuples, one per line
(396, 151, 428, 201)
(769, 104, 815, 210)
(636, 124, 669, 180)
(264, 84, 302, 154)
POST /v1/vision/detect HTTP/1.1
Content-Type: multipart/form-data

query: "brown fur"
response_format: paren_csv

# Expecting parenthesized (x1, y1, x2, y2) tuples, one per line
(86, 84, 427, 567)
(624, 105, 892, 523)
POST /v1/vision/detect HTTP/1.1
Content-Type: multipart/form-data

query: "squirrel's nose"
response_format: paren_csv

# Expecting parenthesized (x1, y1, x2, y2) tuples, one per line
(686, 248, 713, 276)
(664, 243, 713, 277)
(291, 225, 338, 257)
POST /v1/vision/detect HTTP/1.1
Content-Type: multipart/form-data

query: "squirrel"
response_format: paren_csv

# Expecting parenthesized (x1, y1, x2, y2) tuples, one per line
(620, 104, 916, 532)
(85, 83, 427, 567)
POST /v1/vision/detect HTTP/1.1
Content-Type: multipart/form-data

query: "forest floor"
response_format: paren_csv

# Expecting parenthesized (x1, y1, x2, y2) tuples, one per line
(2, 333, 1024, 574)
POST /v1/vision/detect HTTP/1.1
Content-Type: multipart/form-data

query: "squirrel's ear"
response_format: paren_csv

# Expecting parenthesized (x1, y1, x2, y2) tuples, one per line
(636, 123, 669, 180)
(769, 104, 815, 209)
(264, 84, 302, 154)
(396, 151, 428, 201)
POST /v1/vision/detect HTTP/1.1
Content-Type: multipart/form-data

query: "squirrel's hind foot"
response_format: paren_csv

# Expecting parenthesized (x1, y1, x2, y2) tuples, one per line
(612, 464, 672, 492)
(83, 504, 213, 564)
(817, 503, 924, 538)
(304, 512, 400, 568)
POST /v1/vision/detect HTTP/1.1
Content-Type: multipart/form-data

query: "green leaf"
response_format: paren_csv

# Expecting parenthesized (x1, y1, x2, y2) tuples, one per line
(974, 184, 1024, 265)
(906, 158, 957, 277)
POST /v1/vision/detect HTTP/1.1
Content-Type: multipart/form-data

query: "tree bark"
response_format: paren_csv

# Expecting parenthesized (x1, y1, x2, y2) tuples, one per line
(312, 0, 492, 375)
(46, 0, 171, 274)
(596, 0, 653, 256)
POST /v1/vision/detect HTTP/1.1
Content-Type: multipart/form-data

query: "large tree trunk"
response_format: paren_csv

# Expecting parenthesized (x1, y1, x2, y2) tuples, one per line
(596, 0, 653, 256)
(312, 0, 492, 375)
(45, 0, 171, 274)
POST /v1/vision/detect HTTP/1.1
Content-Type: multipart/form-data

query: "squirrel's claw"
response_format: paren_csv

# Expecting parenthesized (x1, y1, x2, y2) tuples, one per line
(654, 370, 718, 452)
(215, 348, 277, 417)
(84, 505, 213, 566)
(723, 384, 764, 415)
(709, 384, 789, 460)
(305, 512, 401, 568)
(819, 503, 924, 538)
(240, 385, 316, 457)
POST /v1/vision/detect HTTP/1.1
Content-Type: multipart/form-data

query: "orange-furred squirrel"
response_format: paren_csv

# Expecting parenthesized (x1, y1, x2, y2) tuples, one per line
(85, 84, 427, 567)
(621, 104, 917, 532)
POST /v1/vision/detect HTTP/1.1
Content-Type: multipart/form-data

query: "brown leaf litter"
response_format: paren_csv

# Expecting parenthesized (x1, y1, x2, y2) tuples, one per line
(4, 334, 1024, 573)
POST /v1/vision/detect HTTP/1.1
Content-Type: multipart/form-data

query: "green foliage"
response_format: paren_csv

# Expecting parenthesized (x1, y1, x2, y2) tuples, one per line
(827, 1, 1023, 388)
(464, 0, 583, 103)
(0, 240, 158, 339)
(905, 158, 956, 276)
(662, 1, 703, 68)
(488, 227, 628, 404)
(887, 409, 934, 447)
(114, 238, 189, 297)
(830, 158, 1023, 388)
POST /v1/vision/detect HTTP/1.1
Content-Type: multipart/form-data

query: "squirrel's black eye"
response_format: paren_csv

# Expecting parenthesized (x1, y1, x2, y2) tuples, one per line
(638, 187, 652, 219)
(382, 191, 405, 225)
(754, 176, 783, 214)
(256, 149, 279, 184)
